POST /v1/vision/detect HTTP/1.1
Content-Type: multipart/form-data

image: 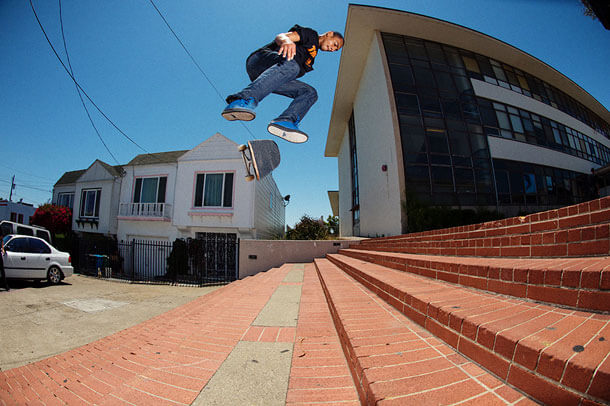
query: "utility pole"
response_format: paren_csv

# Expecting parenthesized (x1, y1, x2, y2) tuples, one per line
(9, 175, 15, 202)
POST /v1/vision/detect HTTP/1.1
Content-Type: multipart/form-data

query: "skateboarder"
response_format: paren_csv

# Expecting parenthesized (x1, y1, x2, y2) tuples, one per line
(222, 25, 344, 143)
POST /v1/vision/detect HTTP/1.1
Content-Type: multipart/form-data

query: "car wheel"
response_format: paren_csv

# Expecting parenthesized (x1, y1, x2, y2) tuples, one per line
(47, 266, 62, 285)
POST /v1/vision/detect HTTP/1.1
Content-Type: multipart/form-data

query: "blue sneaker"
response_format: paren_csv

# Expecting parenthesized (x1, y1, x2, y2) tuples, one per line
(222, 97, 257, 121)
(267, 119, 309, 143)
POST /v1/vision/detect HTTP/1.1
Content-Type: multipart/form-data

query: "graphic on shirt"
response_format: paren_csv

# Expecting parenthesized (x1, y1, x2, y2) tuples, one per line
(304, 46, 317, 69)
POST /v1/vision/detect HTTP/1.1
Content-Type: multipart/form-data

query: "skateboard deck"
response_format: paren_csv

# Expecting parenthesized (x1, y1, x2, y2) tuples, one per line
(238, 140, 280, 182)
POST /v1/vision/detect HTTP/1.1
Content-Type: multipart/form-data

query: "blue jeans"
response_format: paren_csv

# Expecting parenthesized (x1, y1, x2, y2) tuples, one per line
(228, 50, 318, 123)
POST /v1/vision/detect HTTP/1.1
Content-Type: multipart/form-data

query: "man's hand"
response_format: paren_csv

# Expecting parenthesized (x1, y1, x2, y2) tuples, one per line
(275, 31, 300, 61)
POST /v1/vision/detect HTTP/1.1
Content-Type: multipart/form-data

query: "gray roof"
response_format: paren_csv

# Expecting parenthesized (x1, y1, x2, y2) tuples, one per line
(126, 150, 188, 166)
(97, 160, 124, 177)
(54, 169, 86, 186)
(54, 160, 124, 186)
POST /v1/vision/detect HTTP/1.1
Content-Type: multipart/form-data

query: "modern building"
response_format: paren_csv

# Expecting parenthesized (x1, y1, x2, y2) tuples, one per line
(326, 5, 610, 237)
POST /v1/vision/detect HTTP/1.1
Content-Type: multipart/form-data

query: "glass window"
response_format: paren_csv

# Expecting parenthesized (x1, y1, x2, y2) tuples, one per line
(194, 173, 234, 208)
(29, 238, 51, 254)
(524, 173, 537, 194)
(496, 111, 511, 130)
(509, 114, 524, 133)
(133, 177, 167, 204)
(79, 189, 101, 218)
(383, 37, 409, 64)
(461, 56, 480, 73)
(5, 237, 29, 253)
(431, 166, 453, 192)
(16, 226, 33, 236)
(396, 93, 420, 115)
(389, 64, 415, 91)
(57, 193, 74, 209)
(427, 129, 449, 154)
(35, 230, 50, 243)
(405, 38, 427, 60)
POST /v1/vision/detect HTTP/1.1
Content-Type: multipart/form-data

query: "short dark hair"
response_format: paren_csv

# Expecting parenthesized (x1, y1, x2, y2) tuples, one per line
(332, 31, 344, 41)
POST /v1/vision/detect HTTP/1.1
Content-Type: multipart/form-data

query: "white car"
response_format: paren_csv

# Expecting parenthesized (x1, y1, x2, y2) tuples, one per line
(2, 235, 73, 285)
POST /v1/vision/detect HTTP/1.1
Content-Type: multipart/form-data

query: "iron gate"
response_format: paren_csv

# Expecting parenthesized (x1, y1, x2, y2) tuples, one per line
(76, 233, 239, 286)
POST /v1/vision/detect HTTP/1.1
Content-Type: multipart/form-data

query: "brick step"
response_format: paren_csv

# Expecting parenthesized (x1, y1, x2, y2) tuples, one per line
(354, 221, 610, 257)
(313, 258, 534, 405)
(356, 197, 610, 249)
(325, 253, 610, 405)
(338, 249, 610, 312)
(0, 265, 291, 406)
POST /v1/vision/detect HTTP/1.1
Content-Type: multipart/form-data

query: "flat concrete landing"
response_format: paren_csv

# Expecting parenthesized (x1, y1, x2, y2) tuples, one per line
(193, 342, 293, 406)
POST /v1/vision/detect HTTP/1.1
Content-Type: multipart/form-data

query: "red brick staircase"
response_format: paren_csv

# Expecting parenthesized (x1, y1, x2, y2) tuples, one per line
(317, 197, 610, 405)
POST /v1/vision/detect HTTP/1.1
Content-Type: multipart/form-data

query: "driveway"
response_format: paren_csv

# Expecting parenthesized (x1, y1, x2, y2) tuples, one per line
(0, 275, 219, 371)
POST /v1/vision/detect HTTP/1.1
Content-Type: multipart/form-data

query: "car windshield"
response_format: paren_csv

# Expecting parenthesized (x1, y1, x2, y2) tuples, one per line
(2, 235, 11, 246)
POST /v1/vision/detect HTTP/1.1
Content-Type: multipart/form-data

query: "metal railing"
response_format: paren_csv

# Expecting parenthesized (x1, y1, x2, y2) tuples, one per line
(119, 203, 172, 219)
(75, 234, 238, 286)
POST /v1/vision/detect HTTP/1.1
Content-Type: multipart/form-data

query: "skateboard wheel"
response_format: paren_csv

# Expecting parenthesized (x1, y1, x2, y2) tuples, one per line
(238, 144, 247, 152)
(245, 175, 255, 182)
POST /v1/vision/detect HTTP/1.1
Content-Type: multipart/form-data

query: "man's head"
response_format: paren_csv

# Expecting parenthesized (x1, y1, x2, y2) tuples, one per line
(319, 31, 344, 52)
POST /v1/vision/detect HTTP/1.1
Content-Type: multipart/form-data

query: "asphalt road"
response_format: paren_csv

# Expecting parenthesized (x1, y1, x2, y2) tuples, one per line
(0, 274, 219, 371)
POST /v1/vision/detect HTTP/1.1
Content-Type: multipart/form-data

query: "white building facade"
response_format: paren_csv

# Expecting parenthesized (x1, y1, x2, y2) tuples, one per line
(53, 133, 285, 242)
(326, 5, 610, 237)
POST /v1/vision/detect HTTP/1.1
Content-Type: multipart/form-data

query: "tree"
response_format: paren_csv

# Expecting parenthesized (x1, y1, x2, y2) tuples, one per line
(326, 215, 340, 236)
(286, 215, 329, 240)
(30, 204, 72, 237)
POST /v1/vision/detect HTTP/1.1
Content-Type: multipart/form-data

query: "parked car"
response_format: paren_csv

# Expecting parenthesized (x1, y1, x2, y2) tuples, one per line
(0, 220, 52, 243)
(2, 235, 73, 284)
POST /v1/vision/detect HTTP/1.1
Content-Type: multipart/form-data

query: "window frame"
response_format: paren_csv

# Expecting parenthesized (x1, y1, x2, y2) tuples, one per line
(79, 188, 102, 219)
(57, 192, 75, 209)
(133, 175, 167, 204)
(192, 171, 235, 209)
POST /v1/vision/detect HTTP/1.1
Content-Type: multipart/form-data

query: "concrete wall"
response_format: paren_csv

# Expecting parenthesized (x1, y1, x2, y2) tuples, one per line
(238, 240, 355, 279)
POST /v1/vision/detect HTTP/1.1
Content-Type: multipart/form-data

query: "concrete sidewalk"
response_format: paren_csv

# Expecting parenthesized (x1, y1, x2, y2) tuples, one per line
(0, 264, 527, 405)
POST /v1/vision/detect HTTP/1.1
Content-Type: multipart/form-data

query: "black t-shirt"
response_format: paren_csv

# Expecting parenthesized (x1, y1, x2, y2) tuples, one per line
(261, 25, 319, 78)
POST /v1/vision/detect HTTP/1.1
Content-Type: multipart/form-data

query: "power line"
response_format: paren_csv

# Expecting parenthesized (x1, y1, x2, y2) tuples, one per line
(0, 179, 52, 193)
(29, 0, 149, 155)
(147, 0, 257, 141)
(0, 163, 55, 182)
(58, 0, 120, 166)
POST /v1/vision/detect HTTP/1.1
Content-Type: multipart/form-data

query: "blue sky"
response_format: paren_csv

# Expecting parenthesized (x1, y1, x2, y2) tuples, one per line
(1, 0, 609, 227)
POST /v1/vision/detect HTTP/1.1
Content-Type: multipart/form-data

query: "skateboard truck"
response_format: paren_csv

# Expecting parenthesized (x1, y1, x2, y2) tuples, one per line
(238, 144, 256, 182)
(237, 140, 280, 182)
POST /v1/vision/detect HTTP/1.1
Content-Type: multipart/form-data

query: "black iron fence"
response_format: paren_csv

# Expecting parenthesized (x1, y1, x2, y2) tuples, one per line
(74, 234, 239, 286)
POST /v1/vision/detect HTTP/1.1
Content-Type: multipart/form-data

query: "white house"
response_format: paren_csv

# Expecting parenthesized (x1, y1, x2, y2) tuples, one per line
(326, 5, 610, 237)
(115, 133, 285, 243)
(53, 160, 124, 237)
(0, 199, 37, 225)
(54, 133, 285, 243)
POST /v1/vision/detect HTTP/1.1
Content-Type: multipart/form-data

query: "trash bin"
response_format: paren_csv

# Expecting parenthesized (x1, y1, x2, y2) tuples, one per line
(89, 254, 110, 278)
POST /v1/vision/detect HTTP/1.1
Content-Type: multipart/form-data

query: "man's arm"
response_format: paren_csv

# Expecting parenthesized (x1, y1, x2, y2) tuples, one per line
(275, 31, 300, 61)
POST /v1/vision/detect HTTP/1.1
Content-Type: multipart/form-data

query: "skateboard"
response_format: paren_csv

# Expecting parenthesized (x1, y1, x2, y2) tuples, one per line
(238, 140, 280, 182)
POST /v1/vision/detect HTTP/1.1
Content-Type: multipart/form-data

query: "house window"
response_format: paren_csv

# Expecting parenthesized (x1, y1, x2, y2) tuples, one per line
(18, 214, 24, 224)
(10, 212, 17, 222)
(194, 173, 234, 208)
(57, 192, 74, 209)
(349, 112, 360, 236)
(133, 176, 167, 203)
(79, 189, 101, 218)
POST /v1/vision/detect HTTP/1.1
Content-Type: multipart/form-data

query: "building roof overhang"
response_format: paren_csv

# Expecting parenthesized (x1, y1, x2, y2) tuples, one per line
(325, 4, 610, 157)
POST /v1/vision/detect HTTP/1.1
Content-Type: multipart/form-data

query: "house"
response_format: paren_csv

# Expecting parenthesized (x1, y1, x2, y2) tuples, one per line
(116, 133, 285, 243)
(326, 5, 610, 237)
(53, 161, 124, 237)
(0, 199, 37, 225)
(53, 133, 285, 243)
